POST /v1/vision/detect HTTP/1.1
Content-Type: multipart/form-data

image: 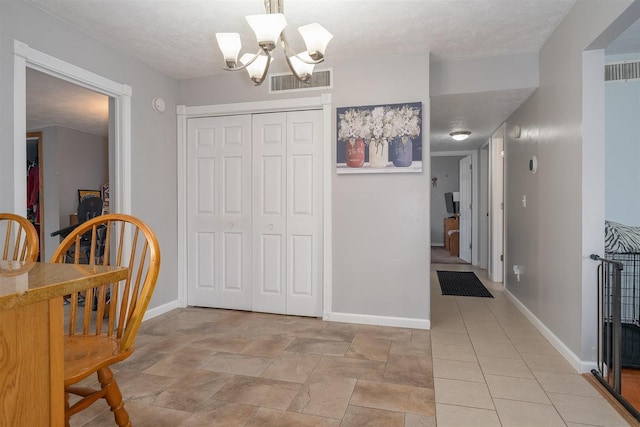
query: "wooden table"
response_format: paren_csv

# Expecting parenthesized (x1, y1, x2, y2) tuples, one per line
(0, 261, 128, 426)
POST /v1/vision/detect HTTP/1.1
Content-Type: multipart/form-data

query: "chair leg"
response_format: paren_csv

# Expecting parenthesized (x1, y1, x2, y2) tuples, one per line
(64, 392, 71, 427)
(97, 367, 131, 427)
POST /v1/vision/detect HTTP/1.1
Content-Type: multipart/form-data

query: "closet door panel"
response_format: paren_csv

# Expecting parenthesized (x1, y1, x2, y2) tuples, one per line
(252, 113, 287, 314)
(187, 115, 252, 310)
(286, 110, 323, 316)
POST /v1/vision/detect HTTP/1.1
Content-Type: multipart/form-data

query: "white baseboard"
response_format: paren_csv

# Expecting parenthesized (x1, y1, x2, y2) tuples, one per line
(324, 311, 430, 330)
(504, 288, 592, 373)
(143, 300, 181, 321)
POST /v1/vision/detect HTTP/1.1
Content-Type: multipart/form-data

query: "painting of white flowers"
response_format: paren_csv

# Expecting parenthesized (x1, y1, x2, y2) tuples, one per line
(337, 102, 422, 174)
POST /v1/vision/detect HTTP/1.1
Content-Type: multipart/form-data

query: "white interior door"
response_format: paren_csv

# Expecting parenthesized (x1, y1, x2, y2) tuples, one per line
(459, 155, 472, 262)
(252, 112, 287, 314)
(251, 110, 323, 316)
(285, 110, 323, 316)
(187, 115, 252, 310)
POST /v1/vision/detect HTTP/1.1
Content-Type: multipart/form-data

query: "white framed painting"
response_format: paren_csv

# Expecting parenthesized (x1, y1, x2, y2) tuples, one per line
(336, 102, 422, 174)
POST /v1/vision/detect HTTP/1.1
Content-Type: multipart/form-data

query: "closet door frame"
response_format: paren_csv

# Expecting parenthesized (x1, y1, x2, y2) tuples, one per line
(177, 94, 333, 318)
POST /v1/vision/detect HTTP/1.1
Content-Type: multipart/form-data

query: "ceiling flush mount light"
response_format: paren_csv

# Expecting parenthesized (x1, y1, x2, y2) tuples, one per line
(215, 0, 333, 86)
(449, 131, 471, 141)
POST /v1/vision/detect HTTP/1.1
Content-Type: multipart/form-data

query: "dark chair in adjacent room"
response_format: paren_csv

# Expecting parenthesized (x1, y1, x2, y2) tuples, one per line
(50, 214, 161, 427)
(51, 195, 104, 264)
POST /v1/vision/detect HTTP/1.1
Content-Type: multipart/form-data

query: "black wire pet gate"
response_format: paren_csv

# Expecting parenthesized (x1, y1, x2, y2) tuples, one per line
(590, 254, 640, 422)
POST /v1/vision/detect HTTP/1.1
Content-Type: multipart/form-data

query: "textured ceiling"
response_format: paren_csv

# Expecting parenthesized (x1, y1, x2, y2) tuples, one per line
(27, 0, 578, 80)
(25, 0, 635, 151)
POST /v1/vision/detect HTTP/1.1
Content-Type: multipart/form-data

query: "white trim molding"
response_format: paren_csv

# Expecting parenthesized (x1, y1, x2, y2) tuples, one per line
(13, 39, 132, 216)
(504, 288, 595, 373)
(326, 312, 430, 330)
(176, 95, 333, 311)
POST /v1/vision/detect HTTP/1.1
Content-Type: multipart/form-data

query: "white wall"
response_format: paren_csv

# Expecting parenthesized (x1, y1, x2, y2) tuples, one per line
(0, 0, 179, 310)
(504, 0, 635, 370)
(605, 54, 640, 226)
(179, 54, 431, 326)
(430, 156, 462, 245)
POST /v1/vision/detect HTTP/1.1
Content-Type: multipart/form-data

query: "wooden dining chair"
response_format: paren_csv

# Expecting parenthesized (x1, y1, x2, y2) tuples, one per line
(50, 214, 161, 427)
(0, 212, 39, 262)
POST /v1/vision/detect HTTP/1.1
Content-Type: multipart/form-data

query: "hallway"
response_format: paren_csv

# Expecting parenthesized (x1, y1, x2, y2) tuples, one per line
(430, 263, 632, 426)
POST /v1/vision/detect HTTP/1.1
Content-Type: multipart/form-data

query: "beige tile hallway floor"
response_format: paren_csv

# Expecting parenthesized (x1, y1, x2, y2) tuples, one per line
(71, 263, 631, 426)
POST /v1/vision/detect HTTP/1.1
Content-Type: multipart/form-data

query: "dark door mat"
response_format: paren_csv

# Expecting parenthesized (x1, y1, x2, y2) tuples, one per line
(437, 271, 494, 298)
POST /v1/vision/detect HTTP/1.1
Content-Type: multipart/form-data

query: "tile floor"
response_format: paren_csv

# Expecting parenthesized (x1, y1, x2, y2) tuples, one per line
(70, 263, 631, 426)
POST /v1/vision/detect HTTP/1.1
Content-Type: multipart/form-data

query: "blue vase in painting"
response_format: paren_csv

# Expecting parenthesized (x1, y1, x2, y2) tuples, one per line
(392, 136, 413, 167)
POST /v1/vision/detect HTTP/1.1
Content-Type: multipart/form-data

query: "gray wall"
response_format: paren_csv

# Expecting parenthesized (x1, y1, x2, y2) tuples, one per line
(605, 54, 640, 226)
(504, 0, 635, 364)
(31, 126, 108, 261)
(180, 54, 431, 323)
(430, 156, 462, 245)
(0, 0, 179, 309)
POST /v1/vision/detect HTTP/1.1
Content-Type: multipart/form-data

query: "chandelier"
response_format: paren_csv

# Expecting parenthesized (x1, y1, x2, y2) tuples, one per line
(215, 0, 333, 86)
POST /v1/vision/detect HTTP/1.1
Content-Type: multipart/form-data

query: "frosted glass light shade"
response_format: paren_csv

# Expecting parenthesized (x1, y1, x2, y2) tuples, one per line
(298, 23, 333, 59)
(246, 13, 287, 49)
(289, 53, 315, 78)
(450, 131, 471, 141)
(452, 192, 460, 202)
(240, 53, 271, 80)
(215, 33, 242, 65)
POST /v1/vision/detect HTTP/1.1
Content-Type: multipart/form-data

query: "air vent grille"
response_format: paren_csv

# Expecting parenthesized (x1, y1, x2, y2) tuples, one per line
(605, 62, 640, 82)
(269, 69, 332, 93)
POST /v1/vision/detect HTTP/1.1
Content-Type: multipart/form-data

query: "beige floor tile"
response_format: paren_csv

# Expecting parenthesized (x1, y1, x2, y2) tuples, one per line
(547, 392, 630, 426)
(339, 405, 404, 427)
(345, 335, 391, 361)
(143, 347, 213, 378)
(200, 352, 274, 376)
(432, 358, 485, 382)
(512, 338, 561, 355)
(383, 353, 434, 388)
(188, 335, 253, 353)
(521, 352, 578, 374)
(431, 342, 478, 362)
(410, 329, 431, 343)
(472, 340, 521, 359)
(260, 351, 321, 383)
(430, 330, 472, 347)
(244, 407, 341, 427)
(435, 403, 501, 427)
(493, 398, 566, 427)
(404, 413, 436, 427)
(241, 335, 295, 357)
(82, 400, 191, 427)
(136, 333, 201, 354)
(288, 374, 357, 419)
(115, 348, 168, 372)
(532, 370, 602, 397)
(484, 374, 551, 404)
(315, 322, 360, 342)
(114, 370, 179, 404)
(434, 378, 494, 410)
(179, 401, 257, 427)
(151, 370, 234, 412)
(214, 376, 302, 410)
(389, 338, 431, 357)
(357, 324, 412, 341)
(312, 355, 386, 381)
(286, 337, 351, 356)
(350, 379, 435, 416)
(478, 355, 534, 379)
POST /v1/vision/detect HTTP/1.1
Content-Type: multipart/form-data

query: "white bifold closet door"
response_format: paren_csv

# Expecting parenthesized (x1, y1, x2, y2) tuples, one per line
(187, 114, 253, 310)
(187, 110, 323, 317)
